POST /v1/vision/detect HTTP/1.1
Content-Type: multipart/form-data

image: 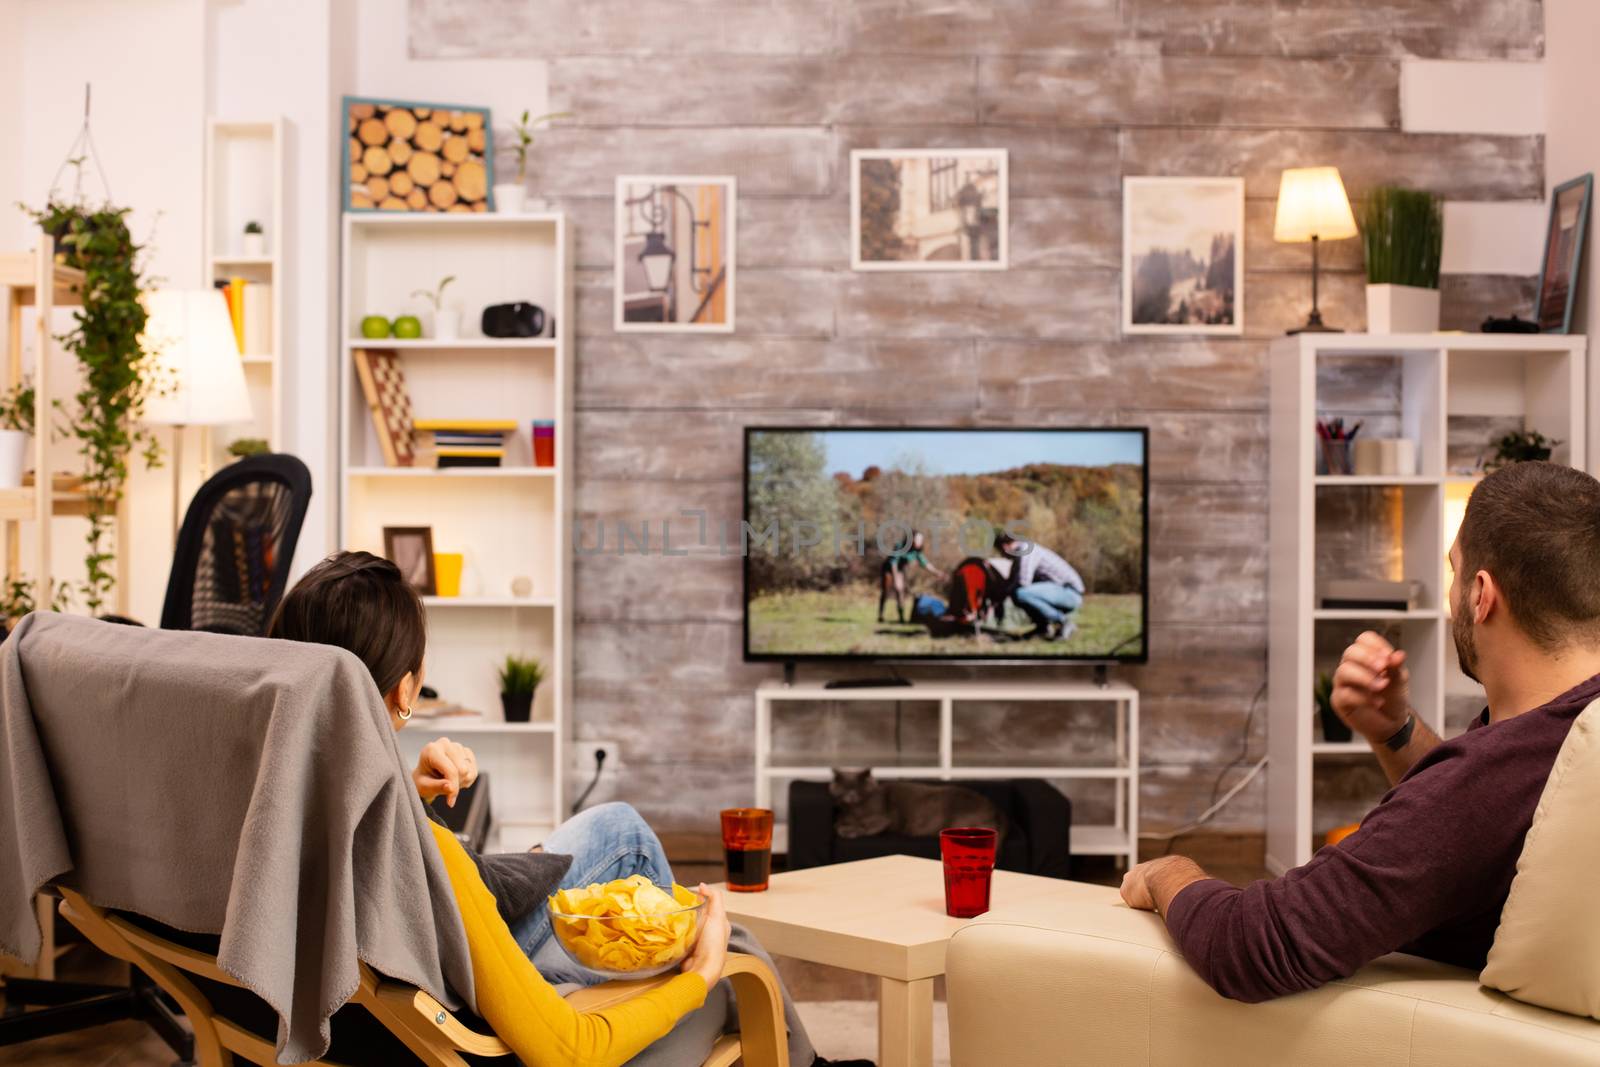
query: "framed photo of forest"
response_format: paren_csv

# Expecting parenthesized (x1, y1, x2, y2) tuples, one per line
(851, 149, 1008, 271)
(1122, 176, 1244, 335)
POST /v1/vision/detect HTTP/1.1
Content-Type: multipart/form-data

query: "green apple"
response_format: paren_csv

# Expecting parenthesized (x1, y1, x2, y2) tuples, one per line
(360, 315, 391, 339)
(392, 315, 423, 339)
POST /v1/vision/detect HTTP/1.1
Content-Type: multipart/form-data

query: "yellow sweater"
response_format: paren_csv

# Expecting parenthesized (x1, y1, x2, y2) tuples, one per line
(427, 822, 709, 1067)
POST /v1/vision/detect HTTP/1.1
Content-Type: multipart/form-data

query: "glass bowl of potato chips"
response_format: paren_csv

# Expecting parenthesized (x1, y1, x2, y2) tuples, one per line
(548, 875, 705, 978)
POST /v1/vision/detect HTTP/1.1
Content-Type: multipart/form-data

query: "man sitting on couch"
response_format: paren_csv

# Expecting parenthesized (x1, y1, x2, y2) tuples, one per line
(1120, 461, 1600, 1001)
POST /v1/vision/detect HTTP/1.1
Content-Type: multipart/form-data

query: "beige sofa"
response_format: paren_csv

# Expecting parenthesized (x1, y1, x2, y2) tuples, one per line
(946, 702, 1600, 1065)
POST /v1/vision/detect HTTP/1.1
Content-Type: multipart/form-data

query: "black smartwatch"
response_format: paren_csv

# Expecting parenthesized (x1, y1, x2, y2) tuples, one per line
(1382, 714, 1416, 752)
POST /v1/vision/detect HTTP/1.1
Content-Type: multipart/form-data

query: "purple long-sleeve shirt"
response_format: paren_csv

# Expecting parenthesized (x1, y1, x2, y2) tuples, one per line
(1165, 671, 1600, 1003)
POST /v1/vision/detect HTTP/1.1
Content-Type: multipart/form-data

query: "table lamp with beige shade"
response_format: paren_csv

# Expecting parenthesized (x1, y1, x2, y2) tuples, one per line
(1274, 165, 1359, 334)
(140, 289, 253, 540)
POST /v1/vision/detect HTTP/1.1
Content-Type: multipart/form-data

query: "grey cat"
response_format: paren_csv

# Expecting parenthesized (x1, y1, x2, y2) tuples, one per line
(830, 768, 1008, 843)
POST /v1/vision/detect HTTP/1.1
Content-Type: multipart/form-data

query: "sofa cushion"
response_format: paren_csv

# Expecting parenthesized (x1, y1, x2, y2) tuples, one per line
(1481, 698, 1600, 1019)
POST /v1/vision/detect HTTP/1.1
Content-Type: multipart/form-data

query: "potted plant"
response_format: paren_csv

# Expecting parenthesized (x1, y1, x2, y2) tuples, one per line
(242, 220, 266, 257)
(0, 380, 35, 489)
(412, 275, 458, 339)
(494, 110, 571, 214)
(1361, 186, 1443, 333)
(497, 653, 545, 723)
(226, 437, 270, 463)
(1314, 671, 1352, 743)
(1485, 429, 1559, 471)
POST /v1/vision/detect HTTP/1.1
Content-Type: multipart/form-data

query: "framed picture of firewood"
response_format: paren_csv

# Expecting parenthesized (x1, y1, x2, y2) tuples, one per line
(342, 96, 495, 213)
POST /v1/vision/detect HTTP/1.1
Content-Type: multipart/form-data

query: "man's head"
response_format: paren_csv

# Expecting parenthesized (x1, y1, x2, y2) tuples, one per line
(1449, 461, 1600, 681)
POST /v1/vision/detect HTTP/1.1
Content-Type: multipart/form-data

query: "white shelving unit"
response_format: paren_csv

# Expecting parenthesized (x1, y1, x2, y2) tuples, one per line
(1267, 332, 1588, 873)
(340, 211, 574, 852)
(203, 118, 284, 457)
(755, 680, 1140, 866)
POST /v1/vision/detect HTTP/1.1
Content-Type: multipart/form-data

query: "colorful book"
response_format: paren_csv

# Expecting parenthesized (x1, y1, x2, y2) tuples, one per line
(227, 277, 246, 353)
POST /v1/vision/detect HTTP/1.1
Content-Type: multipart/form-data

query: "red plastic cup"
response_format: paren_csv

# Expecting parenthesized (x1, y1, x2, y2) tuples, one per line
(721, 808, 774, 892)
(940, 827, 998, 918)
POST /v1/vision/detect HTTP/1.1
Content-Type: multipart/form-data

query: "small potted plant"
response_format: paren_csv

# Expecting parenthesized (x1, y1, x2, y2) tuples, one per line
(412, 275, 458, 340)
(226, 437, 270, 463)
(242, 220, 266, 257)
(0, 380, 35, 489)
(1314, 671, 1352, 744)
(1484, 429, 1559, 471)
(497, 653, 545, 723)
(494, 110, 571, 214)
(1361, 186, 1443, 333)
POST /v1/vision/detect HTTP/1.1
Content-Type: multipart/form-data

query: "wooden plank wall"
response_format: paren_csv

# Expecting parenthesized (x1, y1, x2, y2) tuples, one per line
(410, 0, 1544, 835)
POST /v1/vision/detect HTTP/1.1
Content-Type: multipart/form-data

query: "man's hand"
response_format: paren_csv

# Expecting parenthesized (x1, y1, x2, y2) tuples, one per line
(1330, 631, 1411, 743)
(681, 884, 731, 987)
(1120, 856, 1208, 916)
(413, 737, 478, 807)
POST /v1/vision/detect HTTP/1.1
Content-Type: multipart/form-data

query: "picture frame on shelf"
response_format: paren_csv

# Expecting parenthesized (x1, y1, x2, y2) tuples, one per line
(1535, 173, 1593, 334)
(614, 175, 736, 333)
(1122, 176, 1244, 336)
(384, 526, 437, 595)
(342, 96, 494, 214)
(849, 148, 1008, 271)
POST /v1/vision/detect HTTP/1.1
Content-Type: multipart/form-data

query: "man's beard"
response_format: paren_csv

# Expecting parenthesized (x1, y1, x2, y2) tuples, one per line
(1453, 592, 1480, 683)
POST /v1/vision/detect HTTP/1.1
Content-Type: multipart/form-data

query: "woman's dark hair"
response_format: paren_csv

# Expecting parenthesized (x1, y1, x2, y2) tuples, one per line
(267, 551, 426, 695)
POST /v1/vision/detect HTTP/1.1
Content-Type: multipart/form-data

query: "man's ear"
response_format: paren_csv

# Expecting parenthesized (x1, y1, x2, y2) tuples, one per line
(1473, 569, 1500, 625)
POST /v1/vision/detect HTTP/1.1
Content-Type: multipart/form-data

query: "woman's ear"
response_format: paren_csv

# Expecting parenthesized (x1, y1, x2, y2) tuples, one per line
(384, 670, 417, 729)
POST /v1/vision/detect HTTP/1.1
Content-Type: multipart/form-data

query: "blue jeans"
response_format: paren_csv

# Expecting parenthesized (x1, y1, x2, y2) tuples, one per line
(1013, 581, 1083, 627)
(509, 801, 675, 987)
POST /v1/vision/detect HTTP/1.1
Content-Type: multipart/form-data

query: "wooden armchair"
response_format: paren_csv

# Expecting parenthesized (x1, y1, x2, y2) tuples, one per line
(58, 887, 788, 1067)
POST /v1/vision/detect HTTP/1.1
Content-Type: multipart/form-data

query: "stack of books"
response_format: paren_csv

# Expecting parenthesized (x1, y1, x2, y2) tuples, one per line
(213, 277, 272, 356)
(413, 419, 517, 468)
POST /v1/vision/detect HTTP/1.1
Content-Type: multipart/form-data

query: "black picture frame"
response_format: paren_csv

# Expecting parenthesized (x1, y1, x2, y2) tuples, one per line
(383, 525, 437, 596)
(1535, 173, 1593, 334)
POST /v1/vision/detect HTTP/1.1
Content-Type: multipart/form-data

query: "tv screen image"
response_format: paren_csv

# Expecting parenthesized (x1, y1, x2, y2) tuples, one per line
(743, 427, 1149, 662)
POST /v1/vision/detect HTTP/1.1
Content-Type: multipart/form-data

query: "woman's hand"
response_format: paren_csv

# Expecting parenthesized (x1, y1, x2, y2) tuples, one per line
(412, 737, 478, 807)
(681, 884, 731, 987)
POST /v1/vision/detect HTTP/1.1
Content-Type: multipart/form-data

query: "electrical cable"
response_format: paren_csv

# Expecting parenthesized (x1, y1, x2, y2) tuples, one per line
(1143, 681, 1269, 856)
(570, 748, 607, 814)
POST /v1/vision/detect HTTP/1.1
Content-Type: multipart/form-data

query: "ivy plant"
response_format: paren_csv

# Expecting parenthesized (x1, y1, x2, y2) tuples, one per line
(24, 200, 163, 612)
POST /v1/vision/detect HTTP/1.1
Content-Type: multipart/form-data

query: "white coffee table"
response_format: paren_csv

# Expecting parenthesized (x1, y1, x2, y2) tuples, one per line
(717, 854, 1090, 1067)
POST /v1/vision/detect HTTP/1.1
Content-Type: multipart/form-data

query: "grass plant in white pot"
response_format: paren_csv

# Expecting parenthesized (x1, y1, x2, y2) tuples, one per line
(1361, 186, 1444, 333)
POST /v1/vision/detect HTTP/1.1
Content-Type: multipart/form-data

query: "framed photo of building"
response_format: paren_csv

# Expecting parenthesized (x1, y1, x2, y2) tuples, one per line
(1535, 173, 1592, 334)
(615, 175, 737, 333)
(1122, 176, 1244, 335)
(851, 149, 1008, 271)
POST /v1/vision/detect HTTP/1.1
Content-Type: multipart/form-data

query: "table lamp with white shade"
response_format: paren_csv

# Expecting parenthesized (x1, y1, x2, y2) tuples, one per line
(141, 289, 253, 539)
(1273, 166, 1359, 334)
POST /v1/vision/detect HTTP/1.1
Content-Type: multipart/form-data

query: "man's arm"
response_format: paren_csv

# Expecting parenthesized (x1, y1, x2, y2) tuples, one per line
(1331, 631, 1442, 785)
(1120, 855, 1208, 917)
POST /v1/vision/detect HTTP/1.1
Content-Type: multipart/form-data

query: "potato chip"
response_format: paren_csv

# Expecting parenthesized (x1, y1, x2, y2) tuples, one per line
(549, 877, 702, 976)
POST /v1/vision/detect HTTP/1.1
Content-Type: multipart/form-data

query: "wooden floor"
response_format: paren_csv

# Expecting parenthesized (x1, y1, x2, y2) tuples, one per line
(3, 852, 1266, 1065)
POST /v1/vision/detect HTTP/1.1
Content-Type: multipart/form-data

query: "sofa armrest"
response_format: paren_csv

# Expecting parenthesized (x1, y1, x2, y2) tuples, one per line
(785, 780, 835, 871)
(947, 886, 1600, 1066)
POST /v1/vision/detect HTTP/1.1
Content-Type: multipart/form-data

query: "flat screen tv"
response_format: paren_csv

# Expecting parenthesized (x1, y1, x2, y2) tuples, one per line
(742, 426, 1149, 663)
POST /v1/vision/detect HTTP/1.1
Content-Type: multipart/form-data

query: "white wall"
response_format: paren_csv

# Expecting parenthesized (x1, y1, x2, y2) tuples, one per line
(6, 0, 207, 621)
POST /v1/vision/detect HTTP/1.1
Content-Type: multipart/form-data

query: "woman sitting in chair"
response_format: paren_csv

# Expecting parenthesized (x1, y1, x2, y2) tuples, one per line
(269, 551, 866, 1067)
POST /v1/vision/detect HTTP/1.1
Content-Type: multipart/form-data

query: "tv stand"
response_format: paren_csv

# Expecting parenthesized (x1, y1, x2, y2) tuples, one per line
(754, 679, 1140, 868)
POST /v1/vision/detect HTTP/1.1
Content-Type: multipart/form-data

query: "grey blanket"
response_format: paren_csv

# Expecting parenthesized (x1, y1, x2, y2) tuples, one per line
(0, 613, 477, 1063)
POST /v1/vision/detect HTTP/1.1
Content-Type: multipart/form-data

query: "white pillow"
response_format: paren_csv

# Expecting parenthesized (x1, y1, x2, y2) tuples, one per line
(1481, 698, 1600, 1018)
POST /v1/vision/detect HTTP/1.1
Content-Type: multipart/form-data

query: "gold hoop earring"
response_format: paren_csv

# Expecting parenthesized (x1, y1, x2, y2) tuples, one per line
(398, 705, 413, 721)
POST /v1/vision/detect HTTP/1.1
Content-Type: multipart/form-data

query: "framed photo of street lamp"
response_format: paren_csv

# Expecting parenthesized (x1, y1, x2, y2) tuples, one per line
(850, 149, 1008, 271)
(615, 175, 737, 333)
(1122, 176, 1244, 335)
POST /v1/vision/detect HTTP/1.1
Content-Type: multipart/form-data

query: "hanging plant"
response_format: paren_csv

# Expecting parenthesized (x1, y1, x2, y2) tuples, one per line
(23, 199, 163, 612)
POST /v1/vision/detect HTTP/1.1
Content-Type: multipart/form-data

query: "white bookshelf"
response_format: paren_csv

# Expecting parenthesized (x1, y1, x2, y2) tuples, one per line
(755, 681, 1139, 867)
(1267, 332, 1588, 873)
(203, 118, 284, 457)
(340, 211, 574, 852)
